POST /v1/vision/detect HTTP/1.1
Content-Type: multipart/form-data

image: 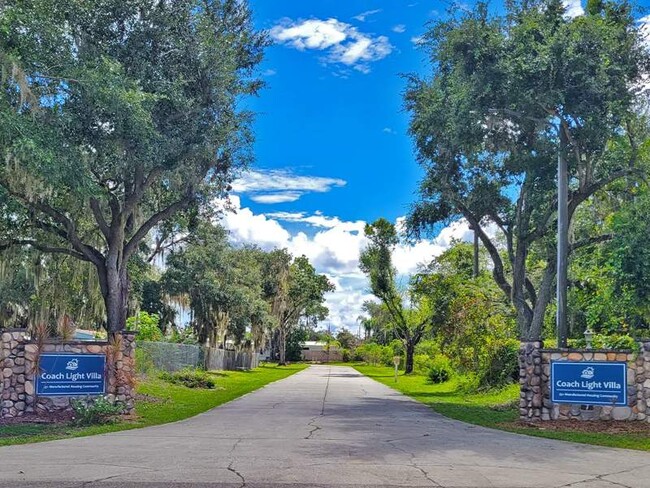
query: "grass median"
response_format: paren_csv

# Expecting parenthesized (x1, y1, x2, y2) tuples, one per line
(353, 363, 650, 451)
(0, 363, 306, 447)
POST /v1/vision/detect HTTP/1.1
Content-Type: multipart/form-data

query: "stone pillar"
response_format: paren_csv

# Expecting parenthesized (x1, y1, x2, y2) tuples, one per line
(1, 328, 29, 418)
(519, 340, 543, 422)
(638, 340, 650, 422)
(119, 331, 137, 413)
(106, 331, 137, 414)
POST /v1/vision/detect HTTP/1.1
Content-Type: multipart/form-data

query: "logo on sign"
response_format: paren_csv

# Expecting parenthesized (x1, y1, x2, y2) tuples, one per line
(65, 359, 79, 371)
(580, 366, 595, 380)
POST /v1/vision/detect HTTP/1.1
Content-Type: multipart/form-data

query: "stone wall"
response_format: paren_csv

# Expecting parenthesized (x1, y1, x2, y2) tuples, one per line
(1, 328, 136, 419)
(518, 341, 544, 421)
(519, 340, 650, 422)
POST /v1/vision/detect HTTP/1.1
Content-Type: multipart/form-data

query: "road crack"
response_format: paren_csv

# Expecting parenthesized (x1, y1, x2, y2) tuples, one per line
(305, 365, 331, 440)
(554, 464, 650, 488)
(385, 439, 442, 487)
(305, 416, 322, 439)
(228, 438, 242, 454)
(227, 461, 246, 488)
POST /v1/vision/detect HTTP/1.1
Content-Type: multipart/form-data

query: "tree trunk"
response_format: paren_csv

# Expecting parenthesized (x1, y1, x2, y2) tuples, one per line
(278, 325, 287, 366)
(404, 341, 415, 374)
(528, 260, 556, 340)
(99, 262, 129, 334)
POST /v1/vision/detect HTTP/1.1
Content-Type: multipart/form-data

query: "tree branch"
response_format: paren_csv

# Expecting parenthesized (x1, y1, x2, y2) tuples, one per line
(569, 168, 645, 219)
(90, 198, 110, 241)
(524, 277, 538, 308)
(123, 191, 195, 260)
(28, 200, 104, 266)
(569, 234, 612, 254)
(122, 166, 163, 218)
(0, 239, 88, 260)
(458, 202, 513, 299)
(146, 234, 189, 263)
(1, 183, 105, 267)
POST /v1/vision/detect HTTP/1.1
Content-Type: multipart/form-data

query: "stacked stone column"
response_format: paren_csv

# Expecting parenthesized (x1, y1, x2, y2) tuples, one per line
(106, 331, 137, 413)
(519, 341, 544, 421)
(1, 329, 29, 418)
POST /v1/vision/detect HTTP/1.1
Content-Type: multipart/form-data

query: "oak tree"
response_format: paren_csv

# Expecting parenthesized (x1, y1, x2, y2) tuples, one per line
(0, 0, 266, 333)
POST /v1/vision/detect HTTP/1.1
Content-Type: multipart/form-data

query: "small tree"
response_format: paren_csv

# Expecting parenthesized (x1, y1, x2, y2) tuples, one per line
(360, 218, 432, 374)
(266, 254, 334, 365)
(336, 329, 358, 350)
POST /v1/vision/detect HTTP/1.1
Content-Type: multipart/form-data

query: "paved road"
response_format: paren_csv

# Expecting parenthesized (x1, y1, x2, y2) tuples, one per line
(1, 365, 649, 488)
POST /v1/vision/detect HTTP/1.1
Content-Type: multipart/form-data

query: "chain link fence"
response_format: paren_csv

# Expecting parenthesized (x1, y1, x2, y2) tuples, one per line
(138, 341, 260, 372)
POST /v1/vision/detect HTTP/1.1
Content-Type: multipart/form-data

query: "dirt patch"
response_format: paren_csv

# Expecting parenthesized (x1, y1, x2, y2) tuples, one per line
(503, 419, 650, 434)
(135, 392, 166, 404)
(0, 410, 74, 426)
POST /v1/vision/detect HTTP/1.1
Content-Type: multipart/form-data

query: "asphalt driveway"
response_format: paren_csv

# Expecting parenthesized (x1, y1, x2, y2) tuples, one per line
(0, 365, 649, 487)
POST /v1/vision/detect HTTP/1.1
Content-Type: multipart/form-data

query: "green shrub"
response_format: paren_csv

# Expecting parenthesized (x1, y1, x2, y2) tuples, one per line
(159, 368, 216, 389)
(414, 339, 441, 357)
(427, 356, 453, 384)
(375, 340, 404, 367)
(352, 347, 364, 362)
(127, 311, 163, 341)
(71, 396, 123, 426)
(380, 346, 396, 367)
(456, 372, 480, 393)
(477, 339, 519, 390)
(341, 348, 351, 362)
(413, 354, 434, 374)
(572, 333, 639, 352)
(356, 343, 387, 365)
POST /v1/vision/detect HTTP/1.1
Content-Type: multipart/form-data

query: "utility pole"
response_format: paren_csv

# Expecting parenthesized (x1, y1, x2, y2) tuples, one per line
(557, 129, 569, 348)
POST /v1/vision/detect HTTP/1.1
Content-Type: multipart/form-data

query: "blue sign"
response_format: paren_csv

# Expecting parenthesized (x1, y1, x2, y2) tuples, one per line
(551, 361, 627, 406)
(35, 354, 106, 396)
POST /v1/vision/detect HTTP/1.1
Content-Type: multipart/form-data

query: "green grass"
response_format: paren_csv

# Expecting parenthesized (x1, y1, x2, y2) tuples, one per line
(0, 363, 306, 447)
(353, 364, 650, 451)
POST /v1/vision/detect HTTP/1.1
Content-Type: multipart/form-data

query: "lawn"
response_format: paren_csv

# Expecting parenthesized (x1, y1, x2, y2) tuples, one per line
(0, 363, 306, 447)
(353, 364, 650, 451)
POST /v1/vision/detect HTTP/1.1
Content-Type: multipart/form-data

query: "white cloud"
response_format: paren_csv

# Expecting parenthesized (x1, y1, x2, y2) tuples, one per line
(392, 24, 406, 33)
(392, 219, 480, 276)
(232, 169, 346, 204)
(216, 196, 291, 250)
(262, 68, 277, 76)
(249, 192, 303, 204)
(563, 0, 584, 18)
(270, 18, 393, 73)
(353, 9, 382, 22)
(383, 127, 395, 134)
(265, 211, 364, 232)
(217, 199, 500, 334)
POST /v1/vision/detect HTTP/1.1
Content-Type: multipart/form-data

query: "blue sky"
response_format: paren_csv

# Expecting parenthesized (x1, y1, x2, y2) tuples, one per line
(242, 1, 441, 223)
(221, 0, 649, 333)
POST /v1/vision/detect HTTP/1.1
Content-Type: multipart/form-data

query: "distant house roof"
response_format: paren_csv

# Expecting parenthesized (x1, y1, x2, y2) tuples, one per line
(301, 341, 340, 350)
(73, 329, 103, 341)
